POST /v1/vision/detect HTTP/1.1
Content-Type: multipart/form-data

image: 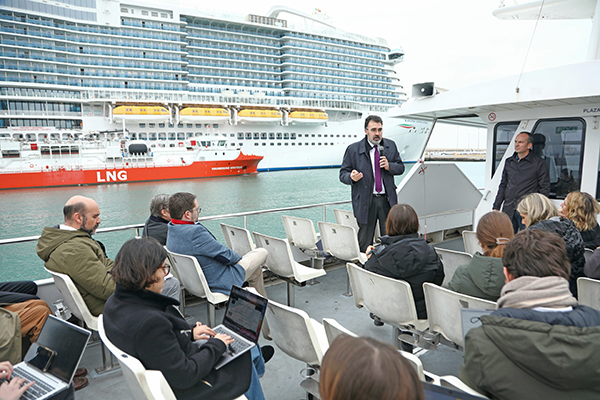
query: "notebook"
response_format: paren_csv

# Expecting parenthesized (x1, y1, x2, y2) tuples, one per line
(212, 286, 268, 370)
(423, 381, 487, 399)
(9, 315, 91, 400)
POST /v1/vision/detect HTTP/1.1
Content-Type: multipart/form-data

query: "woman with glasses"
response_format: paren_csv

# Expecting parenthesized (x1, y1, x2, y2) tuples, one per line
(103, 238, 265, 400)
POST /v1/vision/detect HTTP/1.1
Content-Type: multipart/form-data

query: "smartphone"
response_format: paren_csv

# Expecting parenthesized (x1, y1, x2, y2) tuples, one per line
(26, 344, 57, 372)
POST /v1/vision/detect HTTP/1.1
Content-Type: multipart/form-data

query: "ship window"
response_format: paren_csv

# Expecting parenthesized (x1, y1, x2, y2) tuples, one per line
(291, 143, 295, 146)
(269, 133, 275, 139)
(149, 123, 155, 128)
(291, 133, 296, 139)
(262, 143, 266, 146)
(285, 143, 288, 146)
(276, 133, 282, 139)
(139, 123, 145, 128)
(312, 143, 316, 146)
(298, 143, 302, 146)
(530, 118, 585, 200)
(261, 133, 267, 139)
(284, 133, 289, 139)
(168, 123, 174, 128)
(177, 123, 183, 128)
(238, 133, 244, 139)
(213, 124, 219, 128)
(159, 123, 165, 128)
(297, 134, 302, 137)
(342, 135, 346, 137)
(196, 124, 202, 128)
(270, 143, 274, 146)
(492, 122, 519, 177)
(246, 132, 252, 139)
(230, 134, 235, 137)
(254, 132, 259, 139)
(311, 134, 315, 137)
(187, 124, 193, 128)
(318, 134, 322, 137)
(255, 143, 259, 146)
(277, 143, 281, 146)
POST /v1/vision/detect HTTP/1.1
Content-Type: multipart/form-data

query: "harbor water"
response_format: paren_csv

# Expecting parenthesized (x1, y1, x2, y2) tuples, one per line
(0, 161, 484, 281)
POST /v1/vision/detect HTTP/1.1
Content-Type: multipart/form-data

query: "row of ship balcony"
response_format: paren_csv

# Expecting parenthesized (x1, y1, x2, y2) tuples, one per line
(185, 21, 387, 53)
(2, 59, 184, 73)
(0, 49, 182, 63)
(284, 66, 391, 83)
(0, 119, 82, 129)
(0, 87, 81, 99)
(281, 40, 385, 61)
(0, 13, 182, 34)
(1, 65, 184, 81)
(187, 32, 277, 49)
(0, 26, 182, 44)
(0, 30, 183, 52)
(120, 18, 183, 32)
(188, 41, 278, 56)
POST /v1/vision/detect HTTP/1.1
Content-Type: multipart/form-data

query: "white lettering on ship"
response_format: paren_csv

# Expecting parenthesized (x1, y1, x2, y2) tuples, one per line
(97, 171, 128, 182)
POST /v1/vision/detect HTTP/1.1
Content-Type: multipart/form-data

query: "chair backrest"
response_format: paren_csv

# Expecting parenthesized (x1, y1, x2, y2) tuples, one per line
(434, 248, 473, 286)
(578, 277, 600, 311)
(44, 267, 98, 331)
(423, 283, 496, 348)
(220, 223, 255, 255)
(318, 222, 364, 263)
(252, 232, 297, 279)
(266, 299, 328, 366)
(165, 249, 220, 304)
(462, 231, 483, 256)
(346, 263, 424, 330)
(281, 215, 318, 251)
(322, 318, 357, 346)
(98, 315, 176, 400)
(584, 248, 595, 263)
(333, 209, 359, 232)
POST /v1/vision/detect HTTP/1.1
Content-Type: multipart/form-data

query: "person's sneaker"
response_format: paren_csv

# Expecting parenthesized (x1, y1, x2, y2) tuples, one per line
(74, 376, 88, 391)
(74, 367, 87, 378)
(370, 312, 384, 327)
(261, 345, 275, 364)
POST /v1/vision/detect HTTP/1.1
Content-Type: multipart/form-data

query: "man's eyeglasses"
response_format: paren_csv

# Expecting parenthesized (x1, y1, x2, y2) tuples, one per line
(188, 207, 202, 214)
(162, 265, 170, 275)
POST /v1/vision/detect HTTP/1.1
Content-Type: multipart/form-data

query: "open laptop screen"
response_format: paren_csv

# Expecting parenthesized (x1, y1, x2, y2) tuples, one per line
(222, 286, 268, 343)
(423, 382, 486, 400)
(33, 316, 91, 383)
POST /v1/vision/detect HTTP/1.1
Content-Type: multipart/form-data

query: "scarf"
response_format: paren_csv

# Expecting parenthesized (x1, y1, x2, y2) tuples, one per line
(170, 218, 195, 225)
(497, 276, 577, 309)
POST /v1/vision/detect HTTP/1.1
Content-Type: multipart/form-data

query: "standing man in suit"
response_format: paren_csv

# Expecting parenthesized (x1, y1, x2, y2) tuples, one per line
(340, 115, 405, 252)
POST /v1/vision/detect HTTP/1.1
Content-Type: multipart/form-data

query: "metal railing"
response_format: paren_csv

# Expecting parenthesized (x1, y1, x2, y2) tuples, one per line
(0, 199, 351, 246)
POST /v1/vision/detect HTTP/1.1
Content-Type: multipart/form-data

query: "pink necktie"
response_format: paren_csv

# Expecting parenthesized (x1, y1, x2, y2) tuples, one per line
(375, 146, 382, 193)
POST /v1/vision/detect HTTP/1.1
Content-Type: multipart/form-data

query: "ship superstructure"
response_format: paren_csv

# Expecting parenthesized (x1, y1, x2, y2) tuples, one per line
(0, 1, 430, 171)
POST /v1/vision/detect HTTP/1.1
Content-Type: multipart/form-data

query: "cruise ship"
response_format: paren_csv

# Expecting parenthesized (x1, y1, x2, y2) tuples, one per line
(0, 1, 431, 174)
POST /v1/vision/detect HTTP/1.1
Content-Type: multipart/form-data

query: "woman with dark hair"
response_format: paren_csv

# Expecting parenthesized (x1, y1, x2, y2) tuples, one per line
(447, 212, 513, 301)
(517, 193, 585, 296)
(103, 238, 265, 400)
(320, 335, 424, 400)
(559, 191, 600, 249)
(364, 204, 444, 319)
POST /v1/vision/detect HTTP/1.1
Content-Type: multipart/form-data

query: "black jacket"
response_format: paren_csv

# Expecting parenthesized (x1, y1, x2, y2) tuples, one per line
(364, 233, 444, 318)
(530, 217, 586, 297)
(142, 215, 169, 246)
(339, 136, 404, 225)
(581, 223, 600, 250)
(493, 151, 551, 216)
(103, 284, 251, 400)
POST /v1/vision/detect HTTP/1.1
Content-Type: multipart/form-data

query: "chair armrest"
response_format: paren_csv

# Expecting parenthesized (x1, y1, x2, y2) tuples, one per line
(439, 375, 489, 399)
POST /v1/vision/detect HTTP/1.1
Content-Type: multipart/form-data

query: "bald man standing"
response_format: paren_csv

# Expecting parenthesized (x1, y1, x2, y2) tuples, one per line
(37, 195, 178, 316)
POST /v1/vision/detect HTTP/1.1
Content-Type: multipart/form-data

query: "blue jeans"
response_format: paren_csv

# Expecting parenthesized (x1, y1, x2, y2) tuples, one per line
(245, 345, 265, 400)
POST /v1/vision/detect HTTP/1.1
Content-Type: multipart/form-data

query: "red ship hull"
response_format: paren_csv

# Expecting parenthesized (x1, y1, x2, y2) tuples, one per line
(0, 153, 262, 190)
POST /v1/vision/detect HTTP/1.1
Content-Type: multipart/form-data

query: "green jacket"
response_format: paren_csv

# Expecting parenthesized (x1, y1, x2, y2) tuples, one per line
(36, 227, 115, 316)
(461, 314, 600, 400)
(446, 253, 504, 301)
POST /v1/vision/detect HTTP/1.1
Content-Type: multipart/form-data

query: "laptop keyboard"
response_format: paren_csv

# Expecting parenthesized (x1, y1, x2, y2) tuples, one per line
(213, 327, 250, 354)
(10, 368, 54, 400)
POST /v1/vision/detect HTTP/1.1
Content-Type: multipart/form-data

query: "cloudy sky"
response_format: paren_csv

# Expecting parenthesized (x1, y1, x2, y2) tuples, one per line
(165, 0, 593, 147)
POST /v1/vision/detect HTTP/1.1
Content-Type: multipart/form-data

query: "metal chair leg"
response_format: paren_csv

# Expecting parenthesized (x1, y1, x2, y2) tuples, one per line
(207, 303, 216, 327)
(287, 283, 295, 308)
(94, 342, 120, 375)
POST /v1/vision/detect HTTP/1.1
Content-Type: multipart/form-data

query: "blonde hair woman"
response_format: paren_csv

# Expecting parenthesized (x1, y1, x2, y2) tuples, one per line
(517, 193, 585, 296)
(560, 191, 600, 249)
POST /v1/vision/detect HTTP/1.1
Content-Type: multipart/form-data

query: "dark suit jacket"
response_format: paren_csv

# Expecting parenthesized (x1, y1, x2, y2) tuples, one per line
(339, 136, 404, 224)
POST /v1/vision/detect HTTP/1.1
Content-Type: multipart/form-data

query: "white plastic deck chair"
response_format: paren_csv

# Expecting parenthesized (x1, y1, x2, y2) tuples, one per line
(423, 282, 496, 349)
(584, 248, 595, 263)
(44, 268, 119, 375)
(317, 221, 367, 265)
(578, 277, 600, 311)
(322, 318, 357, 345)
(462, 231, 483, 256)
(267, 300, 328, 399)
(98, 315, 177, 400)
(220, 223, 255, 255)
(434, 248, 473, 286)
(165, 249, 228, 327)
(281, 215, 323, 269)
(346, 263, 428, 348)
(333, 209, 380, 243)
(253, 232, 325, 307)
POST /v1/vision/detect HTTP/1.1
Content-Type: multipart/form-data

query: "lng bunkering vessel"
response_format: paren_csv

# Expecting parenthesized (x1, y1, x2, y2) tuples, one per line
(0, 1, 432, 189)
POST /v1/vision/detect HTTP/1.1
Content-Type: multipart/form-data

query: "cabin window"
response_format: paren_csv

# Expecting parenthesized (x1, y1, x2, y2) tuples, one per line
(530, 118, 585, 199)
(245, 132, 252, 139)
(159, 123, 165, 128)
(253, 132, 259, 139)
(237, 132, 244, 140)
(269, 133, 275, 139)
(139, 123, 145, 128)
(276, 133, 282, 139)
(492, 122, 520, 176)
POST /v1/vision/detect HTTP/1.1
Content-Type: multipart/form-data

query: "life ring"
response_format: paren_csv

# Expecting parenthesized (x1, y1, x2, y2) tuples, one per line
(167, 159, 171, 163)
(30, 164, 34, 168)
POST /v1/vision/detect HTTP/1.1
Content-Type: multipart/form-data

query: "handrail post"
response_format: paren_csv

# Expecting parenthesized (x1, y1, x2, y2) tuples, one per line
(243, 215, 247, 229)
(323, 205, 327, 222)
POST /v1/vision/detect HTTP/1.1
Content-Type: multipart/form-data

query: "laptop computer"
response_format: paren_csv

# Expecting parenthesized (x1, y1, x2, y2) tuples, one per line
(460, 308, 494, 346)
(211, 286, 268, 370)
(423, 381, 487, 399)
(8, 315, 91, 400)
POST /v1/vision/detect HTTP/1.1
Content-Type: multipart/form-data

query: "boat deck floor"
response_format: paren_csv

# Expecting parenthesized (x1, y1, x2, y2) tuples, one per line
(76, 261, 464, 400)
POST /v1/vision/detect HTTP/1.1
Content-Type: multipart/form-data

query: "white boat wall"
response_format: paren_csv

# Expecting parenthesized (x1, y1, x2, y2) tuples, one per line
(0, 2, 430, 171)
(393, 0, 600, 229)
